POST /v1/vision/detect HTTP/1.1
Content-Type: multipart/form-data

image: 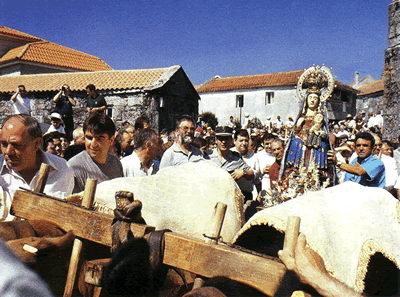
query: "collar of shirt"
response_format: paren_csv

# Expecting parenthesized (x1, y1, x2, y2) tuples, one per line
(356, 154, 375, 165)
(172, 142, 193, 156)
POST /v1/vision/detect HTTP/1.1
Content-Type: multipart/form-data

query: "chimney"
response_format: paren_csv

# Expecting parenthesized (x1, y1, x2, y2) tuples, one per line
(354, 71, 360, 87)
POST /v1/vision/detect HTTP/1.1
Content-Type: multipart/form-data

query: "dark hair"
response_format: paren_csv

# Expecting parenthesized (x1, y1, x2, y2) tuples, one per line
(1, 114, 42, 140)
(192, 137, 207, 149)
(355, 132, 375, 147)
(134, 115, 150, 130)
(175, 115, 194, 129)
(134, 128, 157, 150)
(43, 131, 62, 150)
(381, 140, 392, 147)
(83, 113, 116, 138)
(234, 129, 249, 140)
(262, 133, 276, 141)
(18, 84, 25, 89)
(85, 84, 96, 91)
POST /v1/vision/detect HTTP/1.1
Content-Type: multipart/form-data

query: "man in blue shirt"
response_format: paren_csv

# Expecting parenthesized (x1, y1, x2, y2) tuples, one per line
(328, 132, 385, 188)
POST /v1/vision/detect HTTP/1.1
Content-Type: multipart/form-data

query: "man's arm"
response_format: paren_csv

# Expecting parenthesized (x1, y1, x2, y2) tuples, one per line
(67, 93, 77, 106)
(10, 88, 19, 102)
(327, 150, 366, 176)
(278, 234, 362, 297)
(53, 88, 63, 103)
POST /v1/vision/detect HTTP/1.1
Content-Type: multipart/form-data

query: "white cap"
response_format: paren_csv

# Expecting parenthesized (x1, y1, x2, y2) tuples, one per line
(50, 112, 62, 120)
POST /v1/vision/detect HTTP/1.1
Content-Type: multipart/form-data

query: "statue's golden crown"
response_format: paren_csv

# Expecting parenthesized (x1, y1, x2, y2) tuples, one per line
(297, 65, 335, 102)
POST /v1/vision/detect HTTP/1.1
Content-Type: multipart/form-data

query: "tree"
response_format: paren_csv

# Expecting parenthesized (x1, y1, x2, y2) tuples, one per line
(200, 112, 218, 129)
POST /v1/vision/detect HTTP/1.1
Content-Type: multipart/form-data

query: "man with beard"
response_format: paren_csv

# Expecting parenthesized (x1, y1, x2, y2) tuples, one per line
(68, 113, 123, 193)
(232, 129, 261, 197)
(210, 126, 254, 201)
(159, 115, 203, 168)
(328, 132, 385, 188)
(0, 114, 74, 220)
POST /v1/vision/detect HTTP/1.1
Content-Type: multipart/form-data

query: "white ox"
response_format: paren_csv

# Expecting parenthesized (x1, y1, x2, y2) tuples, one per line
(92, 162, 245, 243)
(233, 182, 400, 295)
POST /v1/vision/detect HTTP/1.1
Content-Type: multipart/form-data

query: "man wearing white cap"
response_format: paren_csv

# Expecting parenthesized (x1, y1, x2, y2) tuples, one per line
(46, 113, 66, 135)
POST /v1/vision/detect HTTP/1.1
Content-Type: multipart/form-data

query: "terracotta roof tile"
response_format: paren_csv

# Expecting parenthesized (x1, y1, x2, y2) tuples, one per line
(357, 79, 384, 96)
(0, 41, 111, 71)
(0, 66, 181, 93)
(0, 26, 43, 42)
(197, 70, 304, 93)
(197, 70, 356, 94)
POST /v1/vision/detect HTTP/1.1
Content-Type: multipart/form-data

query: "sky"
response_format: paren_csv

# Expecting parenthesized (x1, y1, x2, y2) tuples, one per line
(0, 0, 389, 85)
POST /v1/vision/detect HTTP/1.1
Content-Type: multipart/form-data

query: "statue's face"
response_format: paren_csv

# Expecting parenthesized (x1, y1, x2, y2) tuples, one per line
(307, 94, 319, 110)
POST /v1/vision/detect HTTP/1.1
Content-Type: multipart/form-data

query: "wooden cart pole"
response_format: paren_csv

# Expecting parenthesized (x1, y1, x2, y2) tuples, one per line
(63, 179, 97, 297)
(192, 202, 227, 290)
(283, 216, 301, 256)
(33, 163, 50, 194)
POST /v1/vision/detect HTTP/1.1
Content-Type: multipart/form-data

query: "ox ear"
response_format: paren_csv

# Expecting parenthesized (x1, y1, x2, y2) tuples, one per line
(104, 237, 153, 296)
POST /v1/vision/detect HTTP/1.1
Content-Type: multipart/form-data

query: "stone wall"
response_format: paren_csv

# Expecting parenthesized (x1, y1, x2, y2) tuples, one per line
(0, 91, 158, 130)
(383, 0, 400, 140)
(356, 93, 384, 114)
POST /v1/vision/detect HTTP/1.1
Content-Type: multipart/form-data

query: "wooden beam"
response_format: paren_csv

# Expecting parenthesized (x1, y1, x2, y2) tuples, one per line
(163, 232, 287, 296)
(64, 178, 97, 297)
(33, 163, 50, 194)
(10, 190, 114, 247)
(11, 189, 289, 295)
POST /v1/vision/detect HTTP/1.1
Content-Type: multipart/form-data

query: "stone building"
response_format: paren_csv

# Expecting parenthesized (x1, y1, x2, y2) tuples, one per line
(0, 26, 111, 76)
(197, 70, 357, 126)
(0, 65, 199, 131)
(384, 0, 400, 140)
(356, 80, 384, 113)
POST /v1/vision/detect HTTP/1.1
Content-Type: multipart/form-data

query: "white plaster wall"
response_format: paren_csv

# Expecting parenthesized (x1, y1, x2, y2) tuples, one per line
(199, 87, 302, 126)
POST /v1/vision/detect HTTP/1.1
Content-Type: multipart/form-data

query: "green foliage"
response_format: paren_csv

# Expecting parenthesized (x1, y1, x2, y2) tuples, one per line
(200, 111, 218, 129)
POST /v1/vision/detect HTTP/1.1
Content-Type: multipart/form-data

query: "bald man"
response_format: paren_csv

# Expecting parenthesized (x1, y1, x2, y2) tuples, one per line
(0, 115, 74, 220)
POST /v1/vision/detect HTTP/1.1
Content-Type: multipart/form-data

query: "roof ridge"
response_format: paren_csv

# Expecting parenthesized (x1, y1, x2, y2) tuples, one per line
(0, 65, 179, 79)
(17, 43, 31, 59)
(0, 26, 44, 41)
(28, 41, 104, 59)
(216, 69, 304, 80)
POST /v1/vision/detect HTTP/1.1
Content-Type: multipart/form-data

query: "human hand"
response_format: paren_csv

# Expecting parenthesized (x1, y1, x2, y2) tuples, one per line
(263, 165, 271, 174)
(278, 233, 328, 285)
(327, 150, 337, 164)
(65, 194, 82, 206)
(231, 169, 244, 180)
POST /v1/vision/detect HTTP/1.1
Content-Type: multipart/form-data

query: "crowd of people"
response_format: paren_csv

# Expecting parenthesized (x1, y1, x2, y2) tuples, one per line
(2, 83, 400, 215)
(0, 82, 399, 296)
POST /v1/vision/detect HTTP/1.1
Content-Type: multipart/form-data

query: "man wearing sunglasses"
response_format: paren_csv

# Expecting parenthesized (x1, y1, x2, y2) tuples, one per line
(328, 132, 385, 188)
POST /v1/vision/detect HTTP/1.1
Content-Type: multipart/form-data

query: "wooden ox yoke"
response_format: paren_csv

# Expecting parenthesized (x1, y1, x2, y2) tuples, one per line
(10, 186, 299, 297)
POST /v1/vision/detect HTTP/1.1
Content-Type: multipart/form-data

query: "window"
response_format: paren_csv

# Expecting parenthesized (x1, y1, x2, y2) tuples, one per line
(265, 92, 274, 105)
(107, 106, 113, 118)
(342, 102, 347, 113)
(236, 95, 244, 107)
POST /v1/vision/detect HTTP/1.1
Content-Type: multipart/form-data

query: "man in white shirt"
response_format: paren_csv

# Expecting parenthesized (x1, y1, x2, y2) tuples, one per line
(256, 133, 276, 192)
(10, 85, 32, 115)
(45, 112, 66, 135)
(372, 134, 398, 191)
(274, 115, 283, 130)
(121, 128, 161, 177)
(0, 114, 74, 221)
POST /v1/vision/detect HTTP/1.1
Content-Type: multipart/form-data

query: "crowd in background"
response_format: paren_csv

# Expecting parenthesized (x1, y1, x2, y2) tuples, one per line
(4, 83, 400, 206)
